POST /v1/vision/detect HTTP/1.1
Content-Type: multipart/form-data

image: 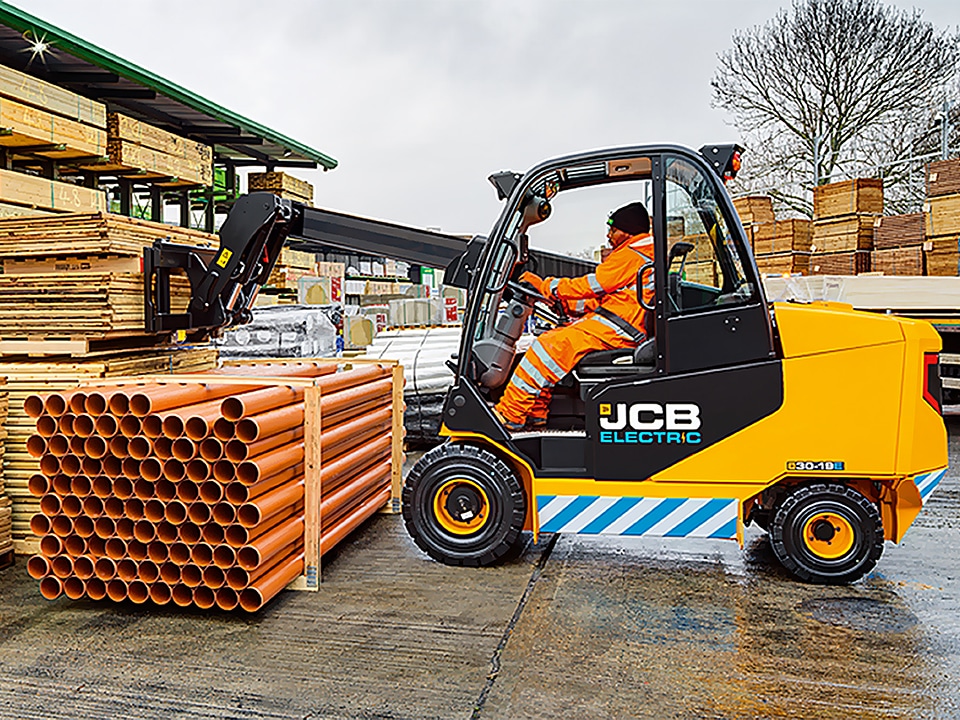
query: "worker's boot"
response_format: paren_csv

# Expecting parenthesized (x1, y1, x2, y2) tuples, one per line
(527, 415, 548, 430)
(493, 406, 526, 432)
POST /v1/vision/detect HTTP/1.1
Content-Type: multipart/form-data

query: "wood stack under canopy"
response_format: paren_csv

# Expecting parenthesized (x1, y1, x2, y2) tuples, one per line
(871, 213, 925, 276)
(811, 179, 882, 275)
(924, 159, 960, 277)
(0, 375, 10, 562)
(79, 112, 213, 188)
(2, 347, 218, 555)
(0, 65, 109, 217)
(248, 172, 314, 206)
(0, 212, 218, 353)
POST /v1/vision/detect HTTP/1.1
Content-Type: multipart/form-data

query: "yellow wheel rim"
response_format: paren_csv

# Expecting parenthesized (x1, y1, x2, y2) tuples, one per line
(433, 478, 489, 536)
(802, 512, 855, 559)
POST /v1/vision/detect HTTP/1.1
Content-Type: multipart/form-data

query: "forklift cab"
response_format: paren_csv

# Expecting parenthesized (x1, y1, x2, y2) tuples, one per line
(443, 143, 778, 482)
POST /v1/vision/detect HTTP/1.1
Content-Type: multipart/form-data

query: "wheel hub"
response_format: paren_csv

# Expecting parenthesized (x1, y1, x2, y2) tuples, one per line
(433, 478, 490, 536)
(802, 512, 855, 560)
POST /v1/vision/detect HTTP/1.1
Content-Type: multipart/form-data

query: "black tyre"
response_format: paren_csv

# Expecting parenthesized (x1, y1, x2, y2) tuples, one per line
(402, 443, 526, 567)
(770, 483, 884, 584)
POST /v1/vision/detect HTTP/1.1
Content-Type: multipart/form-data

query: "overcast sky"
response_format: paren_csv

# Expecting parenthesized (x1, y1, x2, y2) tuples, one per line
(23, 0, 960, 253)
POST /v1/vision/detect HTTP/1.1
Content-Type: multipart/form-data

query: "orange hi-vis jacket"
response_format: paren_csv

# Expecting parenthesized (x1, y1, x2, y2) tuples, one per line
(535, 231, 655, 340)
(494, 232, 655, 427)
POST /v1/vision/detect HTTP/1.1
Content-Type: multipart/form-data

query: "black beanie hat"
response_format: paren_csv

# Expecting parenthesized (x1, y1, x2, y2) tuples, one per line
(609, 202, 650, 235)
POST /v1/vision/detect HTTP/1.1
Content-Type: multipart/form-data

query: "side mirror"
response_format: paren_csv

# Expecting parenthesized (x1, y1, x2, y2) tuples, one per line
(489, 171, 522, 201)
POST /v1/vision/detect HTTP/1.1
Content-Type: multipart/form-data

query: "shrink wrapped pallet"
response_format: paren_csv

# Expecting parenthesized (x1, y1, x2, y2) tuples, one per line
(214, 306, 337, 359)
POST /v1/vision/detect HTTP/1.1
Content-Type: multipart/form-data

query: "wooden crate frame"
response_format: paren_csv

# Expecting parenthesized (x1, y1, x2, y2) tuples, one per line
(72, 357, 404, 591)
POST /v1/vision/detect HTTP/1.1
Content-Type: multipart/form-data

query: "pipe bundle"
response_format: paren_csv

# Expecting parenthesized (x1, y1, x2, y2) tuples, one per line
(25, 361, 396, 612)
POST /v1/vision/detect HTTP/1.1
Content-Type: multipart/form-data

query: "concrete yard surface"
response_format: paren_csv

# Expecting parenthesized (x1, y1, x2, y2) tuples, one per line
(0, 428, 958, 719)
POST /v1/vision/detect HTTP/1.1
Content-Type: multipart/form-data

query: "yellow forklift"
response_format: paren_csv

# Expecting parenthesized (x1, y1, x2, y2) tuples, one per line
(399, 143, 948, 584)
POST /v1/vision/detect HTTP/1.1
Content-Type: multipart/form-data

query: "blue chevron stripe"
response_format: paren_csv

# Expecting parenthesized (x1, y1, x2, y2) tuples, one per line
(623, 498, 687, 535)
(580, 497, 644, 534)
(664, 498, 734, 537)
(540, 496, 599, 533)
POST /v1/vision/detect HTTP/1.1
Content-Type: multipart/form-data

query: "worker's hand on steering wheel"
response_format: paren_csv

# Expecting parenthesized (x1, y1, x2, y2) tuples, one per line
(519, 271, 544, 295)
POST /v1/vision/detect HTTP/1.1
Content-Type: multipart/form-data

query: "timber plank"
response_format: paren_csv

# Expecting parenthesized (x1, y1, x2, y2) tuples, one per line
(104, 139, 212, 186)
(108, 112, 213, 164)
(925, 194, 960, 237)
(756, 251, 811, 275)
(813, 178, 883, 219)
(0, 95, 107, 159)
(810, 250, 871, 275)
(873, 213, 925, 250)
(0, 169, 105, 213)
(754, 219, 812, 255)
(927, 159, 960, 198)
(871, 246, 924, 276)
(0, 63, 106, 128)
(812, 215, 877, 252)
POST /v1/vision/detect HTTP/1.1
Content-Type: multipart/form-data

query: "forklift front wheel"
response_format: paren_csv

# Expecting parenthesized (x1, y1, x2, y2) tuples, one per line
(402, 443, 526, 567)
(769, 483, 884, 585)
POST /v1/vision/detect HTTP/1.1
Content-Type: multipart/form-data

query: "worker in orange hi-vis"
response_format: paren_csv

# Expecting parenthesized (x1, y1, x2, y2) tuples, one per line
(494, 202, 655, 431)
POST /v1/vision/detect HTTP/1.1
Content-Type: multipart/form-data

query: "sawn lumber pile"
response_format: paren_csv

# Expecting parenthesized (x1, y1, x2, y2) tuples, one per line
(248, 172, 314, 206)
(0, 212, 217, 342)
(25, 360, 400, 611)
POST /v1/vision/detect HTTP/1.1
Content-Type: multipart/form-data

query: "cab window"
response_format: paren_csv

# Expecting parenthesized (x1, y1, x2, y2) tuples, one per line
(664, 155, 754, 315)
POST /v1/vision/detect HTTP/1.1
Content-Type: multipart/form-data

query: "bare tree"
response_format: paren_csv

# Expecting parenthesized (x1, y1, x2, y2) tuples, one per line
(713, 0, 959, 216)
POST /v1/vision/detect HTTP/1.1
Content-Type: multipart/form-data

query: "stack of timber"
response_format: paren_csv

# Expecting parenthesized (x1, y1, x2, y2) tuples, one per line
(24, 360, 403, 610)
(924, 159, 960, 277)
(261, 247, 320, 304)
(2, 347, 218, 555)
(811, 178, 883, 276)
(732, 195, 775, 254)
(79, 112, 213, 187)
(248, 172, 314, 206)
(753, 219, 812, 276)
(0, 212, 217, 353)
(0, 376, 11, 565)
(871, 213, 925, 276)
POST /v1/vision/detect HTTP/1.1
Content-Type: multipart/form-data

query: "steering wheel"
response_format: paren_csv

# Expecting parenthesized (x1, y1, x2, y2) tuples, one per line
(506, 279, 567, 325)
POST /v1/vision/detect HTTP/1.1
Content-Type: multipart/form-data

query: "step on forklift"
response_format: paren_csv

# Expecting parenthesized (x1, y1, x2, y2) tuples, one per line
(148, 143, 947, 585)
(400, 143, 948, 584)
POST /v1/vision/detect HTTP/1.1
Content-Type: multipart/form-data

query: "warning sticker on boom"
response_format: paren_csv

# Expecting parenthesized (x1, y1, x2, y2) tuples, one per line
(216, 249, 233, 268)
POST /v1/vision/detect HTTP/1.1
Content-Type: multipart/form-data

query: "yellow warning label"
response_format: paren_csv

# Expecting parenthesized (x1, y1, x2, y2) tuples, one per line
(216, 249, 233, 268)
(599, 403, 611, 415)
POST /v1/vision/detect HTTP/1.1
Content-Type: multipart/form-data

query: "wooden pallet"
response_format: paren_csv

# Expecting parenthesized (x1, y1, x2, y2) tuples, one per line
(813, 178, 883, 219)
(926, 159, 960, 198)
(924, 236, 959, 276)
(873, 213, 925, 250)
(871, 246, 924, 276)
(812, 215, 877, 252)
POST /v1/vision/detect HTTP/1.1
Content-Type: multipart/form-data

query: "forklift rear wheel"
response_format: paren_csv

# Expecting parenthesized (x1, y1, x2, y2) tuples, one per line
(402, 443, 525, 567)
(769, 483, 883, 584)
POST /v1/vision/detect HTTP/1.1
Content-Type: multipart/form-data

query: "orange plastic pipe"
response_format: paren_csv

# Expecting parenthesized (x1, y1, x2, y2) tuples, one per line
(144, 499, 166, 523)
(202, 522, 226, 546)
(103, 455, 123, 479)
(50, 554, 74, 579)
(116, 517, 135, 541)
(154, 436, 173, 460)
(237, 479, 305, 528)
(321, 395, 391, 430)
(63, 577, 86, 600)
(73, 414, 96, 438)
(94, 556, 117, 580)
(128, 436, 152, 460)
(171, 583, 193, 608)
(156, 521, 179, 544)
(320, 379, 392, 417)
(180, 563, 202, 588)
(84, 392, 108, 417)
(321, 461, 389, 526)
(141, 458, 163, 482)
(225, 465, 302, 505)
(26, 434, 47, 458)
(238, 553, 304, 612)
(177, 481, 200, 504)
(74, 515, 98, 540)
(191, 542, 214, 567)
(193, 585, 216, 609)
(138, 560, 160, 583)
(24, 393, 47, 418)
(216, 586, 239, 611)
(237, 515, 304, 570)
(27, 555, 50, 579)
(64, 534, 87, 557)
(226, 427, 304, 463)
(321, 436, 391, 493)
(149, 582, 172, 606)
(188, 501, 212, 525)
(36, 415, 58, 438)
(220, 386, 302, 422)
(108, 391, 130, 416)
(40, 576, 63, 600)
(213, 418, 236, 441)
(200, 437, 224, 462)
(162, 459, 186, 483)
(85, 578, 106, 601)
(29, 474, 50, 497)
(180, 521, 202, 545)
(74, 555, 95, 580)
(127, 580, 150, 605)
(147, 541, 169, 564)
(199, 480, 224, 504)
(40, 534, 63, 557)
(321, 487, 391, 556)
(106, 579, 127, 602)
(187, 459, 211, 483)
(119, 414, 143, 439)
(213, 544, 237, 569)
(95, 414, 118, 438)
(320, 407, 392, 453)
(45, 435, 68, 457)
(156, 479, 177, 502)
(116, 558, 138, 583)
(68, 393, 88, 415)
(30, 513, 51, 536)
(203, 565, 226, 589)
(235, 403, 305, 443)
(170, 543, 191, 566)
(235, 442, 305, 486)
(224, 506, 301, 548)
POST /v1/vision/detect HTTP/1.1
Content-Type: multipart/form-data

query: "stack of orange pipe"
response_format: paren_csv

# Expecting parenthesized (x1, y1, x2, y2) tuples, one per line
(25, 361, 395, 612)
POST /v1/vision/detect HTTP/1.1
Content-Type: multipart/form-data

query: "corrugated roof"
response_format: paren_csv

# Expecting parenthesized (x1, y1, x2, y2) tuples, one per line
(0, 1, 337, 171)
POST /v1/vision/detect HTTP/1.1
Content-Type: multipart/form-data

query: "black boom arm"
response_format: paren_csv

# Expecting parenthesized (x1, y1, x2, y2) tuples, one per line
(144, 192, 299, 335)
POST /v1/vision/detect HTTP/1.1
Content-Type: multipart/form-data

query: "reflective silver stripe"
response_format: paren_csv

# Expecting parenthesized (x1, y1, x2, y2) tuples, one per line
(575, 300, 586, 313)
(509, 372, 541, 397)
(586, 273, 605, 295)
(548, 278, 560, 296)
(519, 356, 550, 388)
(529, 341, 566, 380)
(591, 313, 640, 341)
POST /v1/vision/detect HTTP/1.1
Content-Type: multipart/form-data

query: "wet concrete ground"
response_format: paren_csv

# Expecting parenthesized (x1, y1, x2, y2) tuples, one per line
(0, 427, 958, 719)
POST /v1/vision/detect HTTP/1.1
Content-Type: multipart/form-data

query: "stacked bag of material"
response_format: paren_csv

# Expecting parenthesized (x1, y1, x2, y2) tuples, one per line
(214, 306, 338, 359)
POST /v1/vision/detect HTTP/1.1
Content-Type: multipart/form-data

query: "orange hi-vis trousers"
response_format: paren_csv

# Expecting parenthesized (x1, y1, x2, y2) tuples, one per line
(494, 314, 637, 425)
